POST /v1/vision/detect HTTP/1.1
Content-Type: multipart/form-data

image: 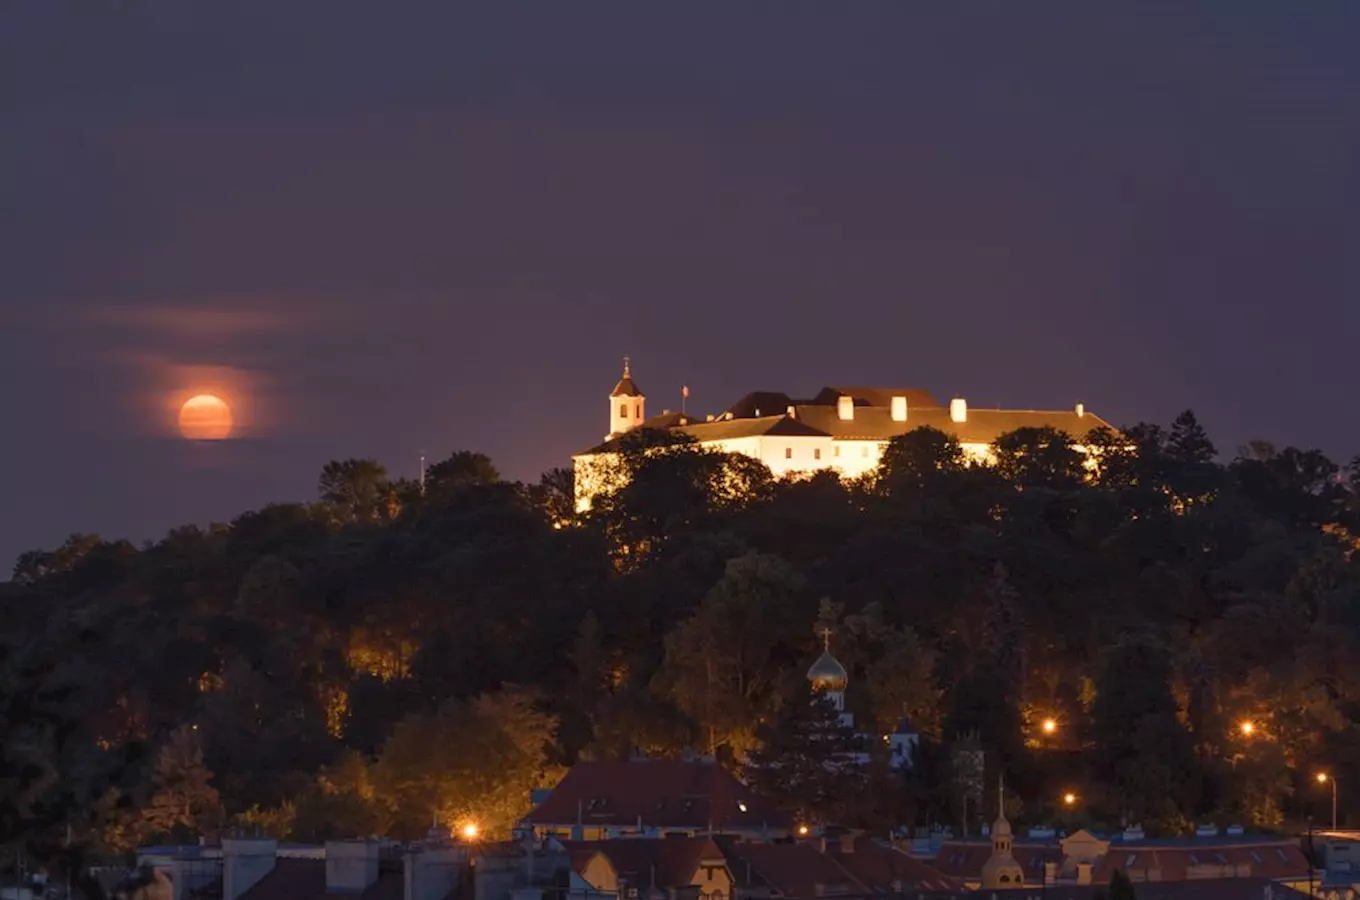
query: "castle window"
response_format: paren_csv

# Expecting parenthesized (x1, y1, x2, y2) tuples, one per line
(634, 403, 641, 417)
(861, 446, 868, 458)
(833, 446, 840, 457)
(814, 449, 821, 460)
(619, 404, 627, 417)
(785, 447, 793, 459)
(999, 875, 1010, 884)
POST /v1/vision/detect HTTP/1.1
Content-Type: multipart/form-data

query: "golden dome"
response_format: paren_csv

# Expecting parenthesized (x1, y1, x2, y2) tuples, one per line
(807, 651, 848, 691)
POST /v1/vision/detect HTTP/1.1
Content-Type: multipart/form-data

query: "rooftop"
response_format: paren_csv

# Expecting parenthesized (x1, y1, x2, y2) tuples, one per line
(580, 385, 1111, 455)
(527, 758, 790, 832)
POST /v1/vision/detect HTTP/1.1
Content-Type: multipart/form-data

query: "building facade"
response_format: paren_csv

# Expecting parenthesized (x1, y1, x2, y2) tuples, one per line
(573, 360, 1112, 511)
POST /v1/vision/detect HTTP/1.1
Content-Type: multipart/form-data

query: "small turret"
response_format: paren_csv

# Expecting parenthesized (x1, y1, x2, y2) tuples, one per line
(980, 776, 1025, 890)
(609, 357, 646, 438)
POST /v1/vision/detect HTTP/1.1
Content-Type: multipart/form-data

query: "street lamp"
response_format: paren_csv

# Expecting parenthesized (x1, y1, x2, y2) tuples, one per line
(1041, 718, 1058, 736)
(1317, 773, 1339, 832)
(462, 822, 480, 840)
(1062, 792, 1078, 807)
(1239, 720, 1256, 737)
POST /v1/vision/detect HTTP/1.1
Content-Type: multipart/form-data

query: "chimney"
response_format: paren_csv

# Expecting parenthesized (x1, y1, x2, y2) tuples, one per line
(890, 396, 907, 422)
(222, 838, 277, 900)
(837, 396, 854, 421)
(950, 397, 967, 423)
(405, 844, 466, 900)
(326, 839, 380, 894)
(1075, 401, 1085, 418)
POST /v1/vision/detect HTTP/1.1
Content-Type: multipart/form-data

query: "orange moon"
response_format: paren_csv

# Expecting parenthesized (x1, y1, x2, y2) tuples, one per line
(178, 394, 234, 440)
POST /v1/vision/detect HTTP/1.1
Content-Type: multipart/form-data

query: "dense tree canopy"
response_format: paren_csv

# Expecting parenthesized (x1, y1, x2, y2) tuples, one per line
(6, 412, 1360, 880)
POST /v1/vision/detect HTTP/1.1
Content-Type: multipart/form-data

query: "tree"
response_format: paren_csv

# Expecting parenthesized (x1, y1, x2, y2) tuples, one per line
(425, 450, 501, 495)
(141, 725, 221, 840)
(746, 680, 867, 826)
(318, 459, 392, 521)
(1090, 638, 1200, 830)
(370, 688, 559, 839)
(528, 466, 576, 524)
(655, 552, 806, 756)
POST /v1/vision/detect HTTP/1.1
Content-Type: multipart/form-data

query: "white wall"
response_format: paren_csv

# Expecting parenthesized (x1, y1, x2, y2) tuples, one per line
(222, 839, 277, 900)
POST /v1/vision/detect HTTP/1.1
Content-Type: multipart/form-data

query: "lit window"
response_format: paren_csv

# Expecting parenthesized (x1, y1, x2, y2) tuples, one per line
(785, 447, 793, 459)
(814, 448, 821, 460)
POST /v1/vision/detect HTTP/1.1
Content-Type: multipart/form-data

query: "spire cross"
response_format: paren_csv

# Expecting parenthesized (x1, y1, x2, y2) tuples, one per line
(623, 355, 631, 377)
(819, 627, 833, 651)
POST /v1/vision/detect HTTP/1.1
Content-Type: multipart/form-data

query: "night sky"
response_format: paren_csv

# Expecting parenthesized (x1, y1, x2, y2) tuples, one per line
(4, 3, 1360, 570)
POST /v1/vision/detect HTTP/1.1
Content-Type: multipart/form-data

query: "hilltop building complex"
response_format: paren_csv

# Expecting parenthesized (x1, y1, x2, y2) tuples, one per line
(573, 359, 1113, 511)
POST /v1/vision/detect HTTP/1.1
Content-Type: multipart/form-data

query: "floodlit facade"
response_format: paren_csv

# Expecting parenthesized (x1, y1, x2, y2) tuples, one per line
(573, 360, 1113, 512)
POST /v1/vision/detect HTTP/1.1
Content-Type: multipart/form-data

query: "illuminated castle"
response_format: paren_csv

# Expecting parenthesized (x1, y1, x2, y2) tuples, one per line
(573, 359, 1112, 511)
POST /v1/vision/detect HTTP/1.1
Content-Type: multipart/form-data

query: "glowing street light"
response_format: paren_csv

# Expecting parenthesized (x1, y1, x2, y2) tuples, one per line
(1062, 792, 1078, 807)
(461, 822, 480, 840)
(1239, 721, 1256, 737)
(1041, 718, 1058, 736)
(1317, 773, 1339, 832)
(797, 824, 810, 837)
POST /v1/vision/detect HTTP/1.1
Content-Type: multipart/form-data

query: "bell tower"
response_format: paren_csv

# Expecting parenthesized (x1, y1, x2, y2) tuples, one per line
(608, 357, 645, 438)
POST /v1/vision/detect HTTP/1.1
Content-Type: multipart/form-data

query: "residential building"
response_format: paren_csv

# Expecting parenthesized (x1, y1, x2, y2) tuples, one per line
(928, 825, 1312, 894)
(525, 758, 790, 840)
(565, 837, 732, 900)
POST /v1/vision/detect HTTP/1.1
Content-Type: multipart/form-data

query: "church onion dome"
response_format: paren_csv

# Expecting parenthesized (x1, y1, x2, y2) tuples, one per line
(806, 650, 849, 691)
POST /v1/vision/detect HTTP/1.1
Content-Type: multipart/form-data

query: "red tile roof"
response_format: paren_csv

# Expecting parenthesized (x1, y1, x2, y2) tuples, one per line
(1092, 842, 1310, 883)
(721, 842, 865, 898)
(934, 836, 1311, 885)
(1041, 878, 1312, 900)
(565, 838, 726, 890)
(528, 759, 790, 833)
(826, 836, 964, 894)
(237, 858, 403, 900)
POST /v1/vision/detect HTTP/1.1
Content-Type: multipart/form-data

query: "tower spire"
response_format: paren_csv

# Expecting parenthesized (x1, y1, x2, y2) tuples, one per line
(622, 355, 631, 378)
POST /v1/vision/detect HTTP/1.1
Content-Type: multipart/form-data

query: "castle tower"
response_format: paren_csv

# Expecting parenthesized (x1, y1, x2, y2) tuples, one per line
(980, 776, 1025, 890)
(609, 357, 645, 438)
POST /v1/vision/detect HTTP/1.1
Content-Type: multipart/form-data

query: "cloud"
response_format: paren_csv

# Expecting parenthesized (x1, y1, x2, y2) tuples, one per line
(80, 303, 304, 338)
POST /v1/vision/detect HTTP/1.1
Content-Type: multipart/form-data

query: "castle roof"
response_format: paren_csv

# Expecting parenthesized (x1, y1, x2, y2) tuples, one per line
(578, 385, 1112, 455)
(611, 359, 643, 398)
(611, 374, 643, 397)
